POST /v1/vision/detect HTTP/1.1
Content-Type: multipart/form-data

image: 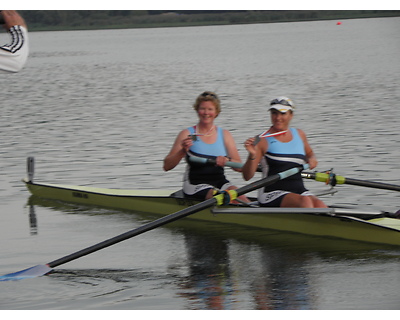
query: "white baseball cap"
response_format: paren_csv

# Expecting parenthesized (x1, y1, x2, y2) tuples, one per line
(269, 97, 295, 113)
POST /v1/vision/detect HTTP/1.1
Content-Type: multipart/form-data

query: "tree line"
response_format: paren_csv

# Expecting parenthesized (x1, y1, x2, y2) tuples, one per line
(19, 10, 400, 31)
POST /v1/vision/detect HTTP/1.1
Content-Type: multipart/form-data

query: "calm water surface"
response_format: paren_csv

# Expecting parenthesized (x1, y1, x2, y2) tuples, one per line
(1, 17, 400, 310)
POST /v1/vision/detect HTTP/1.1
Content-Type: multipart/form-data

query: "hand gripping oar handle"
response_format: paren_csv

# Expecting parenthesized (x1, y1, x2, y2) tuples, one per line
(302, 171, 400, 192)
(189, 155, 244, 169)
(0, 164, 307, 280)
(189, 156, 265, 172)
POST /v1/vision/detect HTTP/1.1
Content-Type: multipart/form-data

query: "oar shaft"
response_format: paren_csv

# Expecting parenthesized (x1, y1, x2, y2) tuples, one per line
(48, 165, 307, 269)
(343, 177, 400, 191)
(48, 198, 217, 268)
(236, 165, 306, 196)
(302, 172, 400, 192)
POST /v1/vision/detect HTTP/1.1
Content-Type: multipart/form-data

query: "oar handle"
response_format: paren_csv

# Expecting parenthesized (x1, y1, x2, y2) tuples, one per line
(302, 171, 400, 192)
(189, 155, 244, 169)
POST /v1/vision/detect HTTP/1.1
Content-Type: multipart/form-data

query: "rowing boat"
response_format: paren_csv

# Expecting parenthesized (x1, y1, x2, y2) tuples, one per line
(23, 162, 400, 246)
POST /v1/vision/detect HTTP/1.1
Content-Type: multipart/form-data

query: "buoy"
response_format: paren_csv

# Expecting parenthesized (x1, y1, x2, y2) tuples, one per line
(336, 21, 342, 25)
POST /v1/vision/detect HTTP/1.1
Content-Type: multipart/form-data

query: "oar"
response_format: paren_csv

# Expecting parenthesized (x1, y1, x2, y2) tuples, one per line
(189, 156, 261, 172)
(302, 171, 400, 192)
(191, 155, 400, 193)
(189, 155, 243, 169)
(0, 164, 308, 281)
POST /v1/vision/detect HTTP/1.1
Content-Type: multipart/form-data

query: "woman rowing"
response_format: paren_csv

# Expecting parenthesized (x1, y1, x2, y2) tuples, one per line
(242, 97, 327, 208)
(164, 91, 248, 203)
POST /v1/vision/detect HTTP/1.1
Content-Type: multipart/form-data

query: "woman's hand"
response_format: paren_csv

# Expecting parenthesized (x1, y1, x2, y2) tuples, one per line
(163, 130, 192, 172)
(244, 137, 257, 159)
(181, 136, 193, 152)
(2, 10, 27, 29)
(215, 155, 228, 167)
(307, 155, 318, 170)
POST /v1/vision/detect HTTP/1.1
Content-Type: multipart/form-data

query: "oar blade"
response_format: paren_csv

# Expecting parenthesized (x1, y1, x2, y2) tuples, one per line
(0, 264, 52, 281)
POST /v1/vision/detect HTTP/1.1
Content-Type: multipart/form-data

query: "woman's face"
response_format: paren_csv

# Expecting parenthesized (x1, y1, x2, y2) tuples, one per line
(270, 109, 293, 131)
(197, 100, 218, 124)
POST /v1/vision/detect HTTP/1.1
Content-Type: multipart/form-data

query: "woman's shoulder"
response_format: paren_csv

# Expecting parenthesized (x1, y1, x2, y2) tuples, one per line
(220, 127, 235, 138)
(176, 127, 191, 138)
(291, 128, 307, 141)
(291, 127, 304, 134)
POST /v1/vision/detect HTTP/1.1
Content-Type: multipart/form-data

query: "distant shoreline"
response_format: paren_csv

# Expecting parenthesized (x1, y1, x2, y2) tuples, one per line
(19, 10, 400, 32)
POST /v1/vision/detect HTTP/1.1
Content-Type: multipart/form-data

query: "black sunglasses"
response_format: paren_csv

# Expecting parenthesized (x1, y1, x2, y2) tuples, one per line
(200, 92, 218, 99)
(270, 99, 292, 107)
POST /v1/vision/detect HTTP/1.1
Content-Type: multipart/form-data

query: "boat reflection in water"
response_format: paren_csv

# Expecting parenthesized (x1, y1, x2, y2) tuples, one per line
(28, 205, 38, 235)
(177, 229, 315, 309)
(25, 195, 398, 310)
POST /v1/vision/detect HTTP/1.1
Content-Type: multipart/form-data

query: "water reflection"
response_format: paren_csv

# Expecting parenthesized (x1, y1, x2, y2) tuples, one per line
(28, 204, 38, 235)
(178, 233, 233, 309)
(25, 196, 399, 309)
(177, 229, 317, 309)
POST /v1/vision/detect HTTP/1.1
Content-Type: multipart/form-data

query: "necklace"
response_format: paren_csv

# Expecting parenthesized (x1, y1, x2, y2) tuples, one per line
(194, 125, 216, 137)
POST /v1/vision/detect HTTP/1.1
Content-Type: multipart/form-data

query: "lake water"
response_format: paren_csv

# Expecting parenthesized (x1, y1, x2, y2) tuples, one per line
(0, 17, 400, 310)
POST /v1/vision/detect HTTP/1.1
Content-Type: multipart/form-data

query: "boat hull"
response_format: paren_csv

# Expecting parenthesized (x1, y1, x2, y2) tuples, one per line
(25, 181, 202, 215)
(24, 180, 400, 246)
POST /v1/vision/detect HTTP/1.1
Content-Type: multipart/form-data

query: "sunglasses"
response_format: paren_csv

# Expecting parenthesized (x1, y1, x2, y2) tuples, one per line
(270, 99, 293, 107)
(200, 92, 218, 99)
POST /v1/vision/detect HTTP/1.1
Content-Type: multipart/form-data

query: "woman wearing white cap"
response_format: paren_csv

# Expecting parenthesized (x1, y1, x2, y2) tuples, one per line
(242, 97, 327, 208)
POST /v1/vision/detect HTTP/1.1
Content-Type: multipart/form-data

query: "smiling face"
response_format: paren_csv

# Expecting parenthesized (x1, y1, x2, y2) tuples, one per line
(270, 109, 293, 131)
(197, 100, 218, 125)
(193, 91, 221, 115)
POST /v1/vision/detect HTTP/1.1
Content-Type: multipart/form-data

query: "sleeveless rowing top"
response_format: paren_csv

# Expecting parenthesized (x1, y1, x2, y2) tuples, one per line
(262, 128, 307, 193)
(187, 126, 227, 157)
(185, 126, 227, 185)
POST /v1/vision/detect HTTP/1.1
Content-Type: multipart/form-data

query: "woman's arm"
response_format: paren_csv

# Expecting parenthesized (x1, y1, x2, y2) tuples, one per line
(242, 137, 266, 181)
(220, 129, 243, 171)
(0, 11, 29, 72)
(163, 129, 192, 171)
(298, 129, 318, 169)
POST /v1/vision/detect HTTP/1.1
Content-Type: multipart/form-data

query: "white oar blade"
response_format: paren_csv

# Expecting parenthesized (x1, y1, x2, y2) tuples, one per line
(0, 264, 52, 281)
